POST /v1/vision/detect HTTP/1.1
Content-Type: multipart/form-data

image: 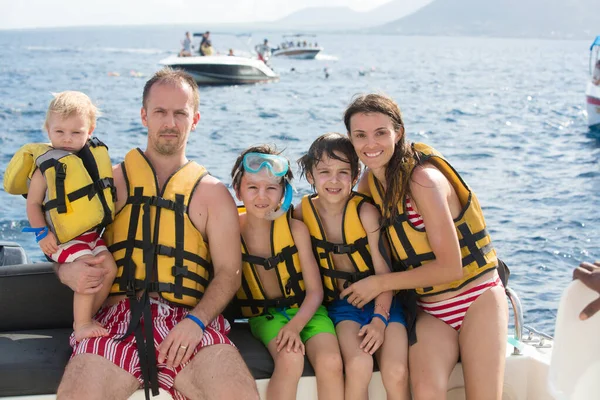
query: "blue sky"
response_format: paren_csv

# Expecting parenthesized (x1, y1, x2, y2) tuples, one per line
(0, 0, 392, 30)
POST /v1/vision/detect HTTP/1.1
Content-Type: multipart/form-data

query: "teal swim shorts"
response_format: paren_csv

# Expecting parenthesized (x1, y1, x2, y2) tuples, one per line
(248, 305, 336, 347)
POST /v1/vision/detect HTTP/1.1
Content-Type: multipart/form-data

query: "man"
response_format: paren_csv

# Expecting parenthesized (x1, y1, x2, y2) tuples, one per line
(54, 68, 258, 400)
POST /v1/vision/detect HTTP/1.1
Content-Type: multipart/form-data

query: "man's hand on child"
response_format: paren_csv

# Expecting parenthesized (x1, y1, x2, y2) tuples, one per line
(57, 255, 107, 294)
(39, 231, 59, 255)
(276, 323, 305, 354)
(358, 318, 385, 355)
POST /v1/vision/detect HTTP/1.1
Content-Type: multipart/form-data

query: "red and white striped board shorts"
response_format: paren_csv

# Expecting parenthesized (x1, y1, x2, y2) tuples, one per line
(70, 297, 234, 399)
(49, 231, 108, 263)
(417, 276, 503, 331)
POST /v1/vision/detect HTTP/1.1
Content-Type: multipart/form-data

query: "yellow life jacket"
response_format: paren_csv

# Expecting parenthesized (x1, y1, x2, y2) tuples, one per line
(3, 138, 115, 244)
(367, 142, 497, 297)
(235, 209, 304, 318)
(107, 148, 212, 308)
(301, 192, 374, 303)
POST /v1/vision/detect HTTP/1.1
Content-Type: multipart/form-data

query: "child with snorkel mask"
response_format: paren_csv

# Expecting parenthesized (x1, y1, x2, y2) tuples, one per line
(231, 145, 344, 400)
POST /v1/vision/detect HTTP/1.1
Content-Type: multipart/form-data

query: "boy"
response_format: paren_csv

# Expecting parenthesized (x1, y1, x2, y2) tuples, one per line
(4, 91, 117, 342)
(231, 145, 343, 400)
(296, 132, 410, 400)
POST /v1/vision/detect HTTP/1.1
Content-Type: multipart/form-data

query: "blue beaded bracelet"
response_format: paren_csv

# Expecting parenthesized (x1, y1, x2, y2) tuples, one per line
(372, 313, 389, 327)
(186, 314, 206, 332)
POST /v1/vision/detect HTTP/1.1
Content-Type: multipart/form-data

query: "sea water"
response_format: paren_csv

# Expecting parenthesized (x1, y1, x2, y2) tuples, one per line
(0, 26, 598, 334)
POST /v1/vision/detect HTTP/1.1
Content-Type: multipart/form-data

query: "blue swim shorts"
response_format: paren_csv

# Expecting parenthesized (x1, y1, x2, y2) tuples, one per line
(327, 296, 406, 327)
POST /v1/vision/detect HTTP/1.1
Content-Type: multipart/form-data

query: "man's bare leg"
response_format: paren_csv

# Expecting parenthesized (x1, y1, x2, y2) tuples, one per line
(174, 344, 259, 400)
(57, 354, 139, 400)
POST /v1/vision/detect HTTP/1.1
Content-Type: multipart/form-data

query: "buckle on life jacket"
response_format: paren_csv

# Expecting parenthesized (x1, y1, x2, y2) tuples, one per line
(56, 163, 67, 180)
(332, 244, 353, 254)
(263, 254, 283, 270)
(125, 280, 137, 298)
(88, 137, 103, 148)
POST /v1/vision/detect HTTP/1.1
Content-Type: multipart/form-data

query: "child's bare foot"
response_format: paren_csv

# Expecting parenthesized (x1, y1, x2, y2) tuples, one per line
(74, 320, 108, 342)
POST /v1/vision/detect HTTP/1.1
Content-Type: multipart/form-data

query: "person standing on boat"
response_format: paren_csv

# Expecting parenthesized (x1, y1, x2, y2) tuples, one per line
(256, 38, 272, 64)
(340, 93, 508, 400)
(53, 67, 258, 400)
(179, 31, 192, 57)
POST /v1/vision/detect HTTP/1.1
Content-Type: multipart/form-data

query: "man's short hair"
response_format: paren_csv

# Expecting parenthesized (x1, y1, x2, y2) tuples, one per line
(142, 67, 200, 112)
(44, 91, 98, 131)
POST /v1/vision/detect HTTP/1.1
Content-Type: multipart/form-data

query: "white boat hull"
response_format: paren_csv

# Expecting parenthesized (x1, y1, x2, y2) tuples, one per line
(586, 82, 600, 129)
(272, 47, 322, 60)
(159, 55, 279, 86)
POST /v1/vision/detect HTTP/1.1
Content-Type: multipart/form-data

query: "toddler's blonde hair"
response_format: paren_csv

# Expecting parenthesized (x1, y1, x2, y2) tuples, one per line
(44, 91, 99, 131)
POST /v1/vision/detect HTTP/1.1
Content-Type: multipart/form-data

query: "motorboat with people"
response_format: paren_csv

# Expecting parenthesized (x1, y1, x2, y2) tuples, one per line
(586, 36, 600, 130)
(159, 54, 279, 86)
(1, 240, 598, 400)
(159, 33, 279, 86)
(272, 34, 323, 60)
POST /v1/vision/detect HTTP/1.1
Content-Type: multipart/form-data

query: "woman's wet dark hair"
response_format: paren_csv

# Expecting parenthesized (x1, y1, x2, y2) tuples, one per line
(343, 93, 415, 224)
(230, 145, 293, 192)
(298, 132, 360, 185)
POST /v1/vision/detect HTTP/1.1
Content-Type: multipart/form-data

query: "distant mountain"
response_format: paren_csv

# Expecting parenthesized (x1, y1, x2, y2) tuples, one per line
(373, 0, 598, 39)
(266, 0, 433, 31)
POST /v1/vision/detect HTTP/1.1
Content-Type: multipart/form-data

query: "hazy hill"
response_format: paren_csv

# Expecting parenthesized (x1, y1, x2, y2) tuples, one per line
(374, 0, 598, 39)
(267, 0, 432, 31)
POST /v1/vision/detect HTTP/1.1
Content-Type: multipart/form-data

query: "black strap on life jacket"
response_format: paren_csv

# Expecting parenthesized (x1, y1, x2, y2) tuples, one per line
(77, 138, 113, 226)
(312, 236, 373, 267)
(38, 159, 67, 214)
(243, 245, 303, 296)
(312, 235, 375, 294)
(238, 245, 304, 316)
(111, 188, 191, 399)
(40, 138, 115, 227)
(116, 194, 160, 400)
(456, 224, 495, 268)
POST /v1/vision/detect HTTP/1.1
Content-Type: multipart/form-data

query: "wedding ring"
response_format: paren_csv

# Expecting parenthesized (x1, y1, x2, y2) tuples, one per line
(179, 345, 188, 350)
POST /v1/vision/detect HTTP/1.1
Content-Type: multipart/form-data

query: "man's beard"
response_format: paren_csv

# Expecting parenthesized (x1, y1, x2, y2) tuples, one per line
(154, 129, 184, 155)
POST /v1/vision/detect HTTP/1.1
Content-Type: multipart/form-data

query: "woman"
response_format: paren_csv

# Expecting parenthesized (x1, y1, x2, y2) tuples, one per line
(340, 93, 508, 400)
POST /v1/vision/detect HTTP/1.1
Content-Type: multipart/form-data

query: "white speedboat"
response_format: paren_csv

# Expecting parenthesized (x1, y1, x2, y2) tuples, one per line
(586, 36, 600, 130)
(272, 34, 323, 60)
(159, 54, 279, 86)
(0, 241, 597, 400)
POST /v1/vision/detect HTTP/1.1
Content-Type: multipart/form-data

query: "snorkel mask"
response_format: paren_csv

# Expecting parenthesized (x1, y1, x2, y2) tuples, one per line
(235, 152, 294, 220)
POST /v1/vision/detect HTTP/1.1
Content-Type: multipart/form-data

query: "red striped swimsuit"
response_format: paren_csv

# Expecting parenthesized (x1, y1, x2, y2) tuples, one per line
(406, 196, 502, 331)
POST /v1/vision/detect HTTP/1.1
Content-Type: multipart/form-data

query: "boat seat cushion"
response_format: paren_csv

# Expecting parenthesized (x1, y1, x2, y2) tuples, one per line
(0, 323, 314, 397)
(0, 262, 320, 396)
